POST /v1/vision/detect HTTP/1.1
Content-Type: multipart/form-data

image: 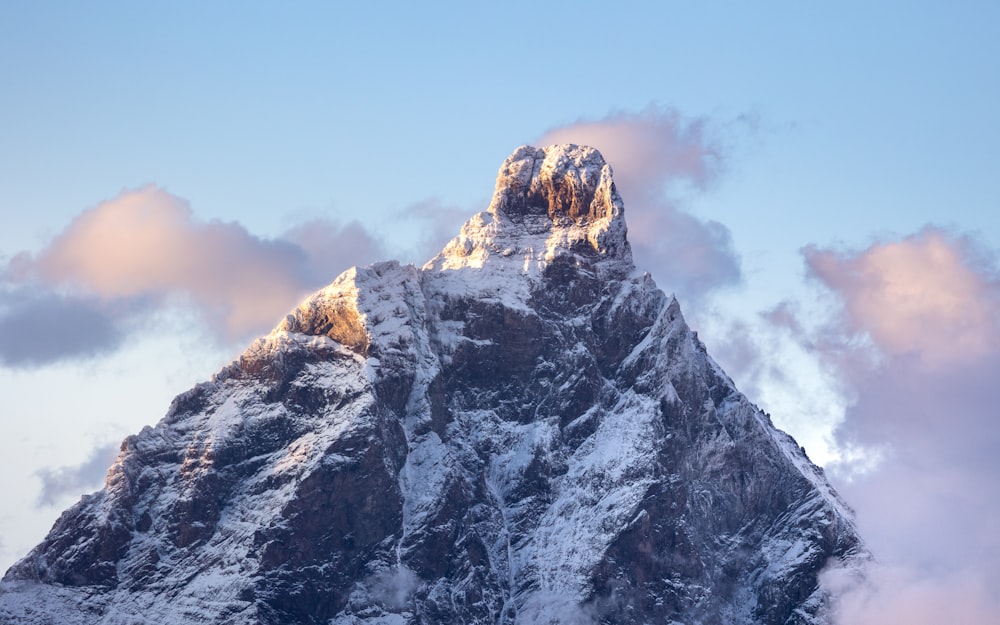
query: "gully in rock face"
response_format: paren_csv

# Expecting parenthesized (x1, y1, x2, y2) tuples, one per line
(0, 145, 866, 625)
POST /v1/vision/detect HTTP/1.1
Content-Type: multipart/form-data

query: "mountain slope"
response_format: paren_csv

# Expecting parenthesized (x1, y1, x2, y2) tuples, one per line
(0, 144, 864, 624)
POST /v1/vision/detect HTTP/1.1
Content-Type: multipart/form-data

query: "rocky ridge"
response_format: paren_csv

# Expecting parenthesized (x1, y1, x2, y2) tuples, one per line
(0, 144, 864, 624)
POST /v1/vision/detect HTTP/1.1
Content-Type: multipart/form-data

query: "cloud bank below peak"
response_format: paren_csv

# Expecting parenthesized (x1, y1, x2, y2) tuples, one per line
(678, 222, 1000, 623)
(765, 227, 1000, 625)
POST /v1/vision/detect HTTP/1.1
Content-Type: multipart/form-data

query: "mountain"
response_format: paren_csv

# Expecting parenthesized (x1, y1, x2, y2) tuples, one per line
(0, 145, 864, 624)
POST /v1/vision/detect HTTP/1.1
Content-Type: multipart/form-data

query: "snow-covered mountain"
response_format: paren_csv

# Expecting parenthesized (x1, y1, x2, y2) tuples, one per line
(0, 145, 864, 624)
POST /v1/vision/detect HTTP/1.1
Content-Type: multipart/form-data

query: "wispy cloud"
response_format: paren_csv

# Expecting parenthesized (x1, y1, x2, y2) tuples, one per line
(538, 105, 743, 303)
(392, 198, 470, 265)
(280, 217, 386, 284)
(1, 186, 387, 366)
(35, 442, 122, 506)
(365, 565, 420, 611)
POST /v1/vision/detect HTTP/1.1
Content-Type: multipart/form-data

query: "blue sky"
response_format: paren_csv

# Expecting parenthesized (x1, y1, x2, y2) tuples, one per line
(2, 2, 999, 620)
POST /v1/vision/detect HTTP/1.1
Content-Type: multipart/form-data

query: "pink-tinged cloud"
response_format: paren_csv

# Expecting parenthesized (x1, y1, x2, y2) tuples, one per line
(804, 228, 1000, 368)
(539, 107, 721, 192)
(8, 187, 309, 339)
(797, 228, 1000, 624)
(538, 106, 741, 303)
(3, 186, 386, 353)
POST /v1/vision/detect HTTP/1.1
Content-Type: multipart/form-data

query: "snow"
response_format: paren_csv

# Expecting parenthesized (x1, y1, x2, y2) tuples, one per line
(0, 144, 864, 625)
(421, 145, 632, 313)
(398, 432, 451, 533)
(517, 391, 661, 604)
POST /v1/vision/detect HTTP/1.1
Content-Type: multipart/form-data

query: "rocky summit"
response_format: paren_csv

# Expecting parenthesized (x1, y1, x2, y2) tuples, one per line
(0, 145, 865, 624)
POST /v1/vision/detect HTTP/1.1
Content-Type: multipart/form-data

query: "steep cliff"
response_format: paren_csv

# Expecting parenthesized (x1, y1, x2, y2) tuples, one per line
(0, 145, 864, 624)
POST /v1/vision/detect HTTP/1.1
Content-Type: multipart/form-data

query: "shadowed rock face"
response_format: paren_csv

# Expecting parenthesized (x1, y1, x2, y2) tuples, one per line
(0, 145, 865, 625)
(483, 145, 630, 261)
(492, 145, 615, 223)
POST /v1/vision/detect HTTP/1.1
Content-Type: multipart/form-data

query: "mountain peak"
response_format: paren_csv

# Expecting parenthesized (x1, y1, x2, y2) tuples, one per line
(1, 145, 865, 625)
(428, 144, 631, 278)
(490, 144, 616, 223)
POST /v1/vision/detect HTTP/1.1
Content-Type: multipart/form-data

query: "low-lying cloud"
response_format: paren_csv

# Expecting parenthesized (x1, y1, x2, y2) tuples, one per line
(1, 186, 387, 366)
(538, 106, 742, 304)
(786, 228, 1000, 624)
(822, 563, 999, 625)
(365, 565, 420, 611)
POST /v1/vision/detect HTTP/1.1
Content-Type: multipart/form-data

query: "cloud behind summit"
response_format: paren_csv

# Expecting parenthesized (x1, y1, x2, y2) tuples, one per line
(538, 106, 742, 304)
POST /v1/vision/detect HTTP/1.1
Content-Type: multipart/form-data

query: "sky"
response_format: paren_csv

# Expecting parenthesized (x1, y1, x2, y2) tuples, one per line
(1, 1, 999, 621)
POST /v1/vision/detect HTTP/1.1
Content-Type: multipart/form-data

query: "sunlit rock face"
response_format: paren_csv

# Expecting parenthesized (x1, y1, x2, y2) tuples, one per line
(0, 145, 865, 625)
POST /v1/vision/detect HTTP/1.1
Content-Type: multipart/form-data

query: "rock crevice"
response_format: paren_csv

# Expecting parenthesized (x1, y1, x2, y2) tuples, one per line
(0, 145, 865, 625)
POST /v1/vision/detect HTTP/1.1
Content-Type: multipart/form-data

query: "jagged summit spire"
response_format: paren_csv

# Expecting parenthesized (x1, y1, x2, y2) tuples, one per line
(489, 144, 619, 225)
(430, 145, 631, 275)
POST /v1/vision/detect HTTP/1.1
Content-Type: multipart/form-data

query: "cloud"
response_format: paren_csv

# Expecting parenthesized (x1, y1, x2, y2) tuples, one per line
(281, 217, 387, 284)
(804, 228, 1000, 369)
(822, 564, 1000, 625)
(0, 289, 126, 367)
(706, 307, 851, 466)
(800, 229, 1000, 470)
(365, 565, 420, 611)
(7, 186, 314, 340)
(393, 198, 471, 264)
(2, 186, 387, 363)
(35, 442, 122, 506)
(538, 105, 742, 303)
(517, 591, 600, 625)
(790, 228, 1000, 623)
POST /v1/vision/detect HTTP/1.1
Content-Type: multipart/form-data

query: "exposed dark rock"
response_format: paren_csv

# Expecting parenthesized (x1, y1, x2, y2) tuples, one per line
(0, 144, 864, 625)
